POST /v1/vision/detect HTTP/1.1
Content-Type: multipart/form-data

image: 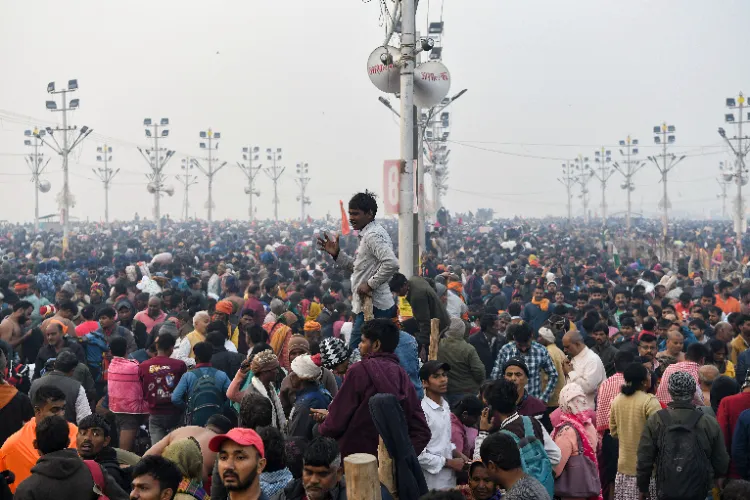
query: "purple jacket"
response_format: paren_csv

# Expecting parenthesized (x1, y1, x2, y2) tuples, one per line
(319, 352, 430, 458)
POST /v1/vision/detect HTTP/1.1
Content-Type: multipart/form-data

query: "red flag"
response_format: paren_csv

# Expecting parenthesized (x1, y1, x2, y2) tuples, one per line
(340, 200, 351, 235)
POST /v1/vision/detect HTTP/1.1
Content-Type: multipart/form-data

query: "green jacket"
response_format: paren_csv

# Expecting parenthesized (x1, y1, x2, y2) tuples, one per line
(636, 400, 729, 494)
(437, 337, 486, 395)
(407, 276, 451, 348)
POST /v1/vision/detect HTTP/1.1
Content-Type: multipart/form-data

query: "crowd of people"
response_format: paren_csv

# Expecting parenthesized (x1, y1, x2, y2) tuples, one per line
(0, 194, 750, 499)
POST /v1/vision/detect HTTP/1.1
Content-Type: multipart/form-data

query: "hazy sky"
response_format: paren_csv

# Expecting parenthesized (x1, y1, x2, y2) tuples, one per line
(0, 0, 748, 223)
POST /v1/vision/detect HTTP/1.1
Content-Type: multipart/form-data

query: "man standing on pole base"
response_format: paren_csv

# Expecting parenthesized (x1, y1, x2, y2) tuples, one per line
(318, 191, 399, 350)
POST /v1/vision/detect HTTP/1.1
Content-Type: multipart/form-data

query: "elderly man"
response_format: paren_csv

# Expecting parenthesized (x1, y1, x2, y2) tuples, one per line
(134, 296, 167, 337)
(699, 364, 720, 407)
(561, 330, 606, 410)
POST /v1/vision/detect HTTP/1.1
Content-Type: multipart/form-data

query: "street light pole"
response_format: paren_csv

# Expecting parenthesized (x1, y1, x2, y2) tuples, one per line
(558, 161, 578, 223)
(574, 154, 592, 223)
(613, 136, 645, 230)
(93, 145, 118, 224)
(23, 128, 51, 232)
(264, 148, 284, 221)
(42, 80, 92, 252)
(591, 147, 613, 224)
(177, 158, 199, 221)
(138, 118, 175, 237)
(717, 166, 731, 219)
(238, 147, 262, 221)
(295, 163, 311, 222)
(719, 94, 750, 237)
(648, 122, 685, 243)
(194, 128, 227, 223)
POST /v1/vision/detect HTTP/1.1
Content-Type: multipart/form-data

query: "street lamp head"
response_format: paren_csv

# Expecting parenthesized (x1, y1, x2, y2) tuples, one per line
(161, 129, 169, 137)
(144, 118, 152, 126)
(214, 132, 221, 139)
(45, 127, 53, 135)
(719, 127, 727, 138)
(160, 118, 169, 126)
(726, 114, 735, 123)
(46, 82, 55, 93)
(69, 99, 80, 109)
(727, 97, 737, 108)
(24, 140, 31, 146)
(200, 131, 207, 138)
(67, 79, 78, 91)
(200, 143, 206, 149)
(45, 101, 57, 110)
(145, 129, 152, 137)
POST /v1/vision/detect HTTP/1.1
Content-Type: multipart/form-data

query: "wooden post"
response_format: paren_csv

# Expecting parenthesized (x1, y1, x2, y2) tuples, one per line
(363, 295, 375, 322)
(344, 453, 382, 500)
(428, 318, 440, 360)
(378, 438, 397, 499)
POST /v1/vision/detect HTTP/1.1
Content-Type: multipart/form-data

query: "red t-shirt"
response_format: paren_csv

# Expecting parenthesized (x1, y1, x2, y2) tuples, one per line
(138, 355, 187, 415)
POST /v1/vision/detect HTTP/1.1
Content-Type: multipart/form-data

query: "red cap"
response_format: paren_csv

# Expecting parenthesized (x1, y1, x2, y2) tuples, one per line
(208, 428, 265, 457)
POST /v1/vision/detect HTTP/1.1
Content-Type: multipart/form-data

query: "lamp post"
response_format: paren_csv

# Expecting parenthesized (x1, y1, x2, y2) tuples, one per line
(719, 93, 750, 237)
(237, 147, 262, 221)
(92, 145, 118, 224)
(23, 128, 51, 232)
(574, 155, 593, 223)
(295, 162, 311, 222)
(591, 148, 614, 224)
(41, 80, 93, 251)
(648, 123, 685, 242)
(558, 161, 578, 223)
(137, 118, 175, 236)
(264, 148, 284, 221)
(177, 158, 199, 221)
(717, 161, 732, 220)
(612, 136, 645, 230)
(193, 128, 227, 223)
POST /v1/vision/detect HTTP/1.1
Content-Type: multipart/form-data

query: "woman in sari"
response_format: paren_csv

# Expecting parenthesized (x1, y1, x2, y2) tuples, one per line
(265, 311, 298, 369)
(551, 382, 602, 500)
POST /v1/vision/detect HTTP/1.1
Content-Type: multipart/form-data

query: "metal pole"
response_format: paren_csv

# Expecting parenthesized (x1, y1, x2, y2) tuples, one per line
(737, 103, 744, 235)
(662, 132, 668, 240)
(154, 126, 161, 236)
(626, 143, 631, 230)
(103, 148, 109, 223)
(61, 91, 70, 251)
(399, 0, 416, 278)
(208, 135, 213, 222)
(415, 32, 426, 261)
(34, 139, 40, 232)
(273, 159, 279, 221)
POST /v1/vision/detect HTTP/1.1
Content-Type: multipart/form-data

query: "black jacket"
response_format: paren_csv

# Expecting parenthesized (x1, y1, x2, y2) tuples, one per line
(13, 448, 128, 500)
(94, 446, 131, 493)
(468, 330, 505, 378)
(211, 346, 245, 380)
(0, 390, 33, 446)
(271, 478, 393, 500)
(369, 393, 427, 500)
(33, 338, 85, 381)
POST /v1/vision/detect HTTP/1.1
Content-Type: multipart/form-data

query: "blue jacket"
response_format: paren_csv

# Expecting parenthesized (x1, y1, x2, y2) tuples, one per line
(732, 408, 750, 480)
(171, 365, 231, 407)
(395, 331, 423, 399)
(522, 302, 551, 334)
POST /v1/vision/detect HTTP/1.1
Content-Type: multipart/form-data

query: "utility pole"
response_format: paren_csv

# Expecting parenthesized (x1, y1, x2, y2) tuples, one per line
(23, 128, 51, 232)
(613, 136, 646, 230)
(137, 118, 175, 237)
(398, 0, 417, 277)
(237, 146, 262, 221)
(558, 161, 578, 223)
(295, 162, 311, 222)
(177, 158, 199, 221)
(264, 148, 284, 221)
(648, 122, 685, 243)
(719, 93, 750, 237)
(717, 169, 730, 219)
(93, 145, 119, 224)
(41, 80, 93, 252)
(193, 128, 227, 223)
(574, 154, 593, 223)
(591, 147, 614, 224)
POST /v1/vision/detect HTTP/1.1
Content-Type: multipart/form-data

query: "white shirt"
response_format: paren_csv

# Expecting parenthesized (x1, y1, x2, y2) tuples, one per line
(445, 291, 468, 319)
(568, 346, 607, 409)
(172, 336, 237, 369)
(418, 396, 456, 490)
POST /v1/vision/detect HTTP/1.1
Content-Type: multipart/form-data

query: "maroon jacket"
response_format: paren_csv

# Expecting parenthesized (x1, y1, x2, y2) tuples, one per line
(242, 296, 267, 325)
(319, 352, 430, 458)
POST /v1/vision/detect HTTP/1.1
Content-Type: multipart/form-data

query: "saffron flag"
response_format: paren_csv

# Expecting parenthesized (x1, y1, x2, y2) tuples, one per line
(340, 200, 351, 235)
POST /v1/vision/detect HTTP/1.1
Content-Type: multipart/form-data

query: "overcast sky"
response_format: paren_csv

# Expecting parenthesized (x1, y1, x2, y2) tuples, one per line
(0, 0, 747, 223)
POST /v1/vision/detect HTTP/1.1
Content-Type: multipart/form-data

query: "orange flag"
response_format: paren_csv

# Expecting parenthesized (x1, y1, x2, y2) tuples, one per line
(340, 200, 351, 235)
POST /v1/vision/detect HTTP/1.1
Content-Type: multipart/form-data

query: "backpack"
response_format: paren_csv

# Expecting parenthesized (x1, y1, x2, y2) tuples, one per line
(184, 367, 224, 427)
(655, 409, 712, 500)
(499, 416, 554, 498)
(82, 331, 109, 381)
(83, 460, 110, 500)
